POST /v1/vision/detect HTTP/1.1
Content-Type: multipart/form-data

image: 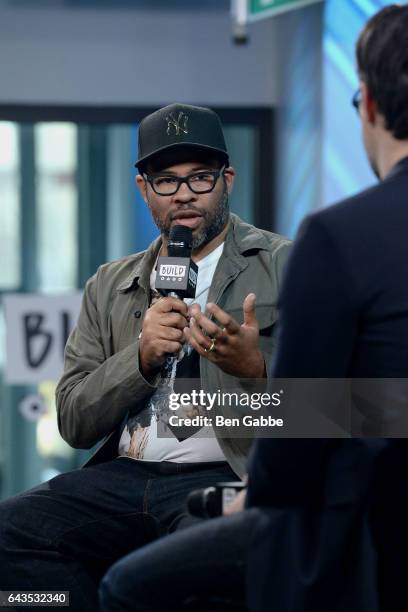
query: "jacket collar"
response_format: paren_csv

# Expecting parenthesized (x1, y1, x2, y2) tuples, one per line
(116, 237, 162, 293)
(384, 155, 408, 181)
(227, 213, 272, 254)
(116, 213, 269, 293)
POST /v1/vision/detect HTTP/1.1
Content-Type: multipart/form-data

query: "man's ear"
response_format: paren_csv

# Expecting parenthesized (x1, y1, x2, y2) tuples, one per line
(361, 81, 378, 124)
(224, 166, 236, 194)
(135, 174, 148, 203)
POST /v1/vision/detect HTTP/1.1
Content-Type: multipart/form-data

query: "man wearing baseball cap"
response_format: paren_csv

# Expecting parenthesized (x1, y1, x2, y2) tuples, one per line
(0, 103, 290, 610)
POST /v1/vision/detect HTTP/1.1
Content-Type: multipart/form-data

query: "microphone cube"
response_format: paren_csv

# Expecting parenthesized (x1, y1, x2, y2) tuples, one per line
(155, 256, 198, 298)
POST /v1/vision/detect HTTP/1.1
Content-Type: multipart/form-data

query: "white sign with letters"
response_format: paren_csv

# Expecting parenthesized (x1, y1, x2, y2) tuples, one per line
(3, 293, 82, 384)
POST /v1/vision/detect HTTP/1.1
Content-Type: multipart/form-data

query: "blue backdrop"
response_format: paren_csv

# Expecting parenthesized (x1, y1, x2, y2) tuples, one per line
(322, 0, 397, 206)
(277, 0, 398, 239)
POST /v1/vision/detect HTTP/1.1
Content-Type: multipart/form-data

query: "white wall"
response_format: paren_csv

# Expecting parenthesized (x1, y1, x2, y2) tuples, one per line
(0, 0, 324, 239)
(0, 3, 279, 106)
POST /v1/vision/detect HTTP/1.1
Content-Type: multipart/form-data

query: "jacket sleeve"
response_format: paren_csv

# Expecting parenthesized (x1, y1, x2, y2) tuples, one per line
(273, 240, 292, 294)
(247, 215, 358, 507)
(56, 272, 157, 449)
(258, 240, 292, 377)
(272, 215, 358, 378)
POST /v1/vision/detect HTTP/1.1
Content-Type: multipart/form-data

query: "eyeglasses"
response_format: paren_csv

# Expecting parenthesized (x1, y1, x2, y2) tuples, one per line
(352, 88, 362, 113)
(144, 165, 226, 196)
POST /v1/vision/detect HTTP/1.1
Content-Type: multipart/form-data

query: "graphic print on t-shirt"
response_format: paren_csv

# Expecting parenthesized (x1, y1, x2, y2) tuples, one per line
(126, 290, 203, 459)
(118, 241, 226, 463)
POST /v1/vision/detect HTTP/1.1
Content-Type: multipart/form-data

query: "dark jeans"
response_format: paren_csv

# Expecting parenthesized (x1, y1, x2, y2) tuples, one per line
(0, 457, 235, 611)
(99, 508, 262, 612)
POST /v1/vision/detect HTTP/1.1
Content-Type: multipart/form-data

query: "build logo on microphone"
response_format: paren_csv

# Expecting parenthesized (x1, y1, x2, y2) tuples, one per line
(159, 264, 186, 281)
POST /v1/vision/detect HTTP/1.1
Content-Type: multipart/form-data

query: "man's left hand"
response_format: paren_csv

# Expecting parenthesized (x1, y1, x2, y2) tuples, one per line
(223, 489, 247, 515)
(184, 293, 266, 379)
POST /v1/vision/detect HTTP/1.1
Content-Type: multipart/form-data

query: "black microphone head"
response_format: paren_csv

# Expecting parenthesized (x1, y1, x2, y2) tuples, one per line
(168, 225, 193, 257)
(187, 487, 218, 518)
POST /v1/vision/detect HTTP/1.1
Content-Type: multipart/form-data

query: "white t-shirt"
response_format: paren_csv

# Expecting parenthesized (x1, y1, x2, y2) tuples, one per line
(118, 242, 226, 462)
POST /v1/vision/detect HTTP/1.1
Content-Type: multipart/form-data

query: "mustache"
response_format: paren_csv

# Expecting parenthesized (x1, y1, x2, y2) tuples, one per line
(168, 206, 206, 222)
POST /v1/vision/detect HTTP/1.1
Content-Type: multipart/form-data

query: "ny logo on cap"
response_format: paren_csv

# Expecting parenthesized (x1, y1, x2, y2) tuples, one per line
(166, 112, 189, 136)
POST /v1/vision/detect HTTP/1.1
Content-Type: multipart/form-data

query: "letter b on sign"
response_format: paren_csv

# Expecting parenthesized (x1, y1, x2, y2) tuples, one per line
(4, 293, 82, 384)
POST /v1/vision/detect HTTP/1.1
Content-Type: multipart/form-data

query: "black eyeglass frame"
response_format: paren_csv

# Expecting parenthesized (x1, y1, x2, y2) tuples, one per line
(352, 88, 362, 113)
(143, 165, 226, 196)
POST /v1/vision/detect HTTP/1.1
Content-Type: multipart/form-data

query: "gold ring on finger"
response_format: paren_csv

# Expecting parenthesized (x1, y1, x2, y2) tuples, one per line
(204, 337, 217, 353)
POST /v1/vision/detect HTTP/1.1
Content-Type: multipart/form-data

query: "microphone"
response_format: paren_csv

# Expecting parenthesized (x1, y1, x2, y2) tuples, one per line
(187, 482, 246, 518)
(155, 225, 198, 299)
(154, 226, 198, 393)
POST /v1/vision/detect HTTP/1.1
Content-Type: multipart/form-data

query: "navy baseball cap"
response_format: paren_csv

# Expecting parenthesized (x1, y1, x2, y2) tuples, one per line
(135, 103, 229, 170)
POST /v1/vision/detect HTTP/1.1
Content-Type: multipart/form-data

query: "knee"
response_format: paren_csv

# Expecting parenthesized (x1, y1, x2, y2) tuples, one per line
(99, 556, 149, 612)
(0, 495, 40, 553)
(99, 568, 118, 612)
(0, 498, 17, 543)
(0, 498, 24, 564)
(100, 561, 135, 612)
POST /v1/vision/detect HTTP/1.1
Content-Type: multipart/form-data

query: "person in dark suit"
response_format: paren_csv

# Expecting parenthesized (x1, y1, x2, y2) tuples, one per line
(99, 5, 408, 611)
(247, 5, 408, 611)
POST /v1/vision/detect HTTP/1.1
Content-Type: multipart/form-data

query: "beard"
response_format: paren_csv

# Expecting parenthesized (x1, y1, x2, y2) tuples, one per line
(148, 184, 230, 250)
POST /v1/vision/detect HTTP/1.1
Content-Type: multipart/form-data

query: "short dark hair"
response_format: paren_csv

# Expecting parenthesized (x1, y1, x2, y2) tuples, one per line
(356, 4, 408, 140)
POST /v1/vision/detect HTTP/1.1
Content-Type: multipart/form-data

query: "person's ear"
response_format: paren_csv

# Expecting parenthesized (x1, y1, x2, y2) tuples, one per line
(135, 174, 148, 203)
(360, 81, 377, 124)
(223, 166, 236, 194)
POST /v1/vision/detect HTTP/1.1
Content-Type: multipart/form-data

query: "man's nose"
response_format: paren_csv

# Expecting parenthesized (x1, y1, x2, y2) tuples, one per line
(174, 180, 196, 202)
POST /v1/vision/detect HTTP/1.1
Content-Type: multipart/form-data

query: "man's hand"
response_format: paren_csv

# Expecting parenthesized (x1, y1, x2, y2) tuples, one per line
(184, 293, 266, 379)
(223, 489, 247, 515)
(139, 297, 189, 379)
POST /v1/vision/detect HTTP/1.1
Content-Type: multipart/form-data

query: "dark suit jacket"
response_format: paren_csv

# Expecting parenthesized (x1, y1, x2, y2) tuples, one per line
(247, 157, 408, 612)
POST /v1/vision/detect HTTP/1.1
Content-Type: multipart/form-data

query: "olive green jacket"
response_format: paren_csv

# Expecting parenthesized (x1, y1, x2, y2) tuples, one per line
(56, 214, 291, 477)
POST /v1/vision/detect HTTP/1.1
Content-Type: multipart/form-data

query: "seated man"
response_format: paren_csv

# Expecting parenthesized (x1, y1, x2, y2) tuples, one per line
(0, 103, 290, 610)
(100, 6, 408, 612)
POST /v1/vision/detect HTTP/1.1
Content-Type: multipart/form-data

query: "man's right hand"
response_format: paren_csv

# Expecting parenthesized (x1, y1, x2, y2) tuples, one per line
(139, 297, 189, 379)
